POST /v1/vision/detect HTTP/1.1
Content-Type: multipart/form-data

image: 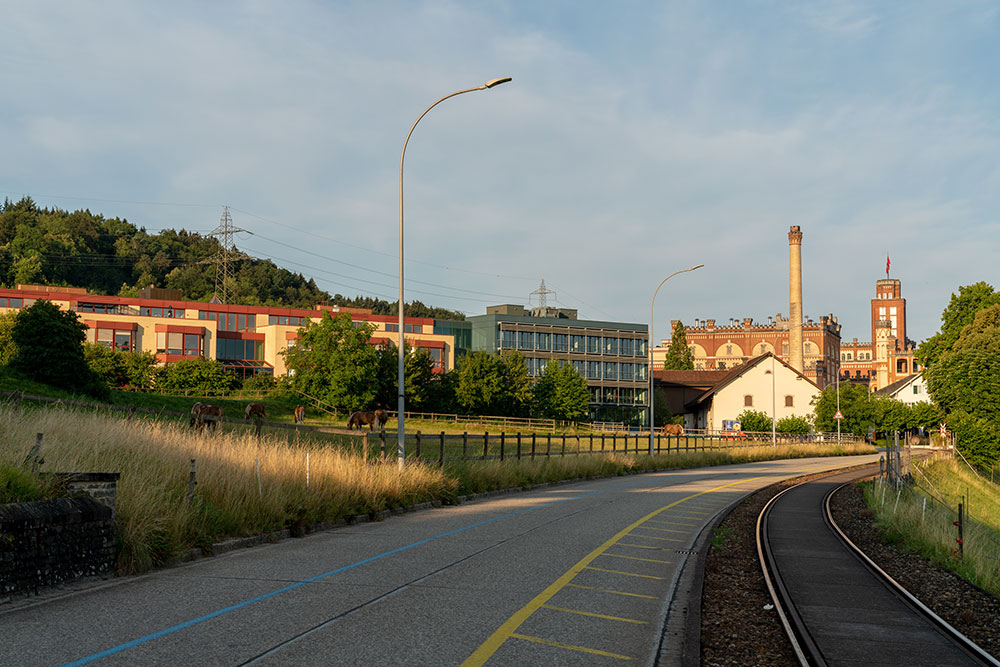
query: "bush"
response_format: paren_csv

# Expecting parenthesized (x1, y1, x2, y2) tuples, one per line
(85, 345, 159, 390)
(153, 359, 238, 392)
(776, 415, 812, 434)
(737, 409, 772, 432)
(242, 372, 277, 391)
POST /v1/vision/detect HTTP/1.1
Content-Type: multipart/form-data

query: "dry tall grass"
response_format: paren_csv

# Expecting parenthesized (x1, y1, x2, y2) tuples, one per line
(0, 404, 454, 574)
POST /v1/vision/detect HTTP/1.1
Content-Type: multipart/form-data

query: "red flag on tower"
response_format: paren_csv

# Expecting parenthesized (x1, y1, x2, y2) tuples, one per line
(886, 255, 890, 277)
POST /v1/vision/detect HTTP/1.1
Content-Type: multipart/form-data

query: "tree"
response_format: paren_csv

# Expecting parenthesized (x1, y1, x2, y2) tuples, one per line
(661, 321, 695, 370)
(373, 342, 437, 412)
(0, 311, 17, 364)
(10, 300, 107, 397)
(917, 282, 1000, 368)
(533, 360, 590, 420)
(281, 312, 379, 412)
(455, 351, 533, 416)
(924, 349, 1000, 420)
(812, 383, 874, 436)
(737, 409, 772, 433)
(84, 345, 159, 390)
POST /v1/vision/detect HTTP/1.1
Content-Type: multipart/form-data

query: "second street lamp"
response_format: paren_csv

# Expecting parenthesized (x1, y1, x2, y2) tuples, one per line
(648, 264, 704, 455)
(397, 77, 512, 468)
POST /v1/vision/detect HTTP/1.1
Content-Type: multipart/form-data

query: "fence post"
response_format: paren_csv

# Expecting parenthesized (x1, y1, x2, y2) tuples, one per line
(576, 434, 581, 456)
(363, 432, 369, 462)
(956, 502, 964, 559)
(517, 433, 522, 461)
(483, 432, 489, 460)
(531, 433, 536, 460)
(379, 430, 386, 457)
(612, 433, 616, 453)
(601, 433, 605, 452)
(561, 434, 566, 456)
(463, 431, 468, 461)
(439, 431, 445, 466)
(546, 434, 552, 457)
(500, 432, 505, 462)
(416, 431, 422, 460)
(589, 433, 594, 453)
(187, 459, 197, 505)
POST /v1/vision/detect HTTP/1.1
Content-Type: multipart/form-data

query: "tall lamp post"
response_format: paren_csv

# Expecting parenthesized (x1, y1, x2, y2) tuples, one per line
(398, 77, 512, 468)
(649, 264, 704, 455)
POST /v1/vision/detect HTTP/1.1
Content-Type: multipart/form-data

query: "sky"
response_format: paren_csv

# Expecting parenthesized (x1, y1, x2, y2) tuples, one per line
(2, 1, 998, 346)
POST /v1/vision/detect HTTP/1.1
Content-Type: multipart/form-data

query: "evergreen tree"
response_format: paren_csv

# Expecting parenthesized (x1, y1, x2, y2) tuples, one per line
(661, 321, 695, 370)
(533, 360, 590, 420)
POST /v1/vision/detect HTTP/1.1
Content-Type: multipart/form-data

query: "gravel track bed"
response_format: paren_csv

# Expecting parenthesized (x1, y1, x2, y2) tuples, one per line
(700, 475, 1000, 665)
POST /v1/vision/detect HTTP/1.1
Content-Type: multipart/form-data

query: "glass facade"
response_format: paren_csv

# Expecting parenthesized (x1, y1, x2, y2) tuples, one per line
(201, 311, 256, 332)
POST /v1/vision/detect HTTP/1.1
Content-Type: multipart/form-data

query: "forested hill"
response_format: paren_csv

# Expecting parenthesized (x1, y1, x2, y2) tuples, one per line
(0, 197, 464, 319)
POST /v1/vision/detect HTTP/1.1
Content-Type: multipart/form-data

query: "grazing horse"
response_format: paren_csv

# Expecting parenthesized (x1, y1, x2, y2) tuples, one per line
(193, 404, 225, 432)
(373, 409, 388, 430)
(190, 402, 205, 428)
(347, 410, 386, 431)
(294, 405, 305, 424)
(663, 423, 684, 436)
(244, 403, 267, 421)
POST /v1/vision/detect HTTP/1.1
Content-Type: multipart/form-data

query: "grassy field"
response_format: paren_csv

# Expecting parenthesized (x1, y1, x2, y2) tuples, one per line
(864, 457, 1000, 597)
(1, 401, 877, 576)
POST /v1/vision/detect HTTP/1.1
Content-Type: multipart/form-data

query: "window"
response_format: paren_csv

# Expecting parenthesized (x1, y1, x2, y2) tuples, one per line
(268, 314, 305, 327)
(744, 395, 753, 407)
(202, 311, 256, 331)
(587, 336, 601, 354)
(501, 330, 516, 349)
(603, 362, 618, 380)
(587, 361, 601, 379)
(536, 332, 550, 351)
(726, 344, 733, 355)
(570, 335, 585, 353)
(157, 331, 202, 357)
(785, 395, 794, 407)
(217, 337, 264, 361)
(518, 331, 534, 350)
(636, 339, 647, 356)
(781, 342, 789, 355)
(78, 302, 124, 314)
(620, 338, 634, 356)
(141, 306, 184, 319)
(553, 333, 568, 352)
(913, 385, 920, 395)
(0, 297, 22, 308)
(572, 360, 586, 376)
(426, 347, 443, 370)
(95, 328, 134, 351)
(603, 337, 619, 355)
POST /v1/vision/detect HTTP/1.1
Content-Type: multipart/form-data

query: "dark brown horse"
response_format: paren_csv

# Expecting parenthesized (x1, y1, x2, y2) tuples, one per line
(192, 403, 224, 432)
(244, 403, 267, 421)
(294, 405, 305, 424)
(347, 409, 389, 431)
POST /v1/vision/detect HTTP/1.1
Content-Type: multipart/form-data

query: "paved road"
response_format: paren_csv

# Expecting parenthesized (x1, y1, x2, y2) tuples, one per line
(1, 454, 879, 666)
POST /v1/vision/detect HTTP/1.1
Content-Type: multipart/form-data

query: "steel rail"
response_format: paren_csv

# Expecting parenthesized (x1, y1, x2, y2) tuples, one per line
(757, 469, 999, 667)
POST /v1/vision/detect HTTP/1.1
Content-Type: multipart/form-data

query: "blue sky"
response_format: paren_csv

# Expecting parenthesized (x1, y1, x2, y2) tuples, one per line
(2, 1, 998, 345)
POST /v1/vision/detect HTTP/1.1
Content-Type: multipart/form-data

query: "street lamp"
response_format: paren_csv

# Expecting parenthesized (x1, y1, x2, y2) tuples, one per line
(398, 77, 512, 468)
(649, 264, 704, 455)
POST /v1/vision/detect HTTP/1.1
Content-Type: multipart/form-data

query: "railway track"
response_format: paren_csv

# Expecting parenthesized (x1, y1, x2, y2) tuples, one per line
(757, 466, 999, 667)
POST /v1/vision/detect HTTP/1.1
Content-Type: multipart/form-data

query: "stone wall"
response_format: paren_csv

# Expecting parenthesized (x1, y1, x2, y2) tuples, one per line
(1, 481, 118, 599)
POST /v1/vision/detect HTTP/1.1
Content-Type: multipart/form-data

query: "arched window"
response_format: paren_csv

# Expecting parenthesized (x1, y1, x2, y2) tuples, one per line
(785, 395, 794, 407)
(744, 395, 753, 407)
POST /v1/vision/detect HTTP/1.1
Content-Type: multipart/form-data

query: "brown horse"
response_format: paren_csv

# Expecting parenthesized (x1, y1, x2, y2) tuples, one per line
(663, 423, 684, 436)
(347, 410, 388, 431)
(294, 405, 305, 424)
(193, 403, 224, 432)
(244, 403, 267, 421)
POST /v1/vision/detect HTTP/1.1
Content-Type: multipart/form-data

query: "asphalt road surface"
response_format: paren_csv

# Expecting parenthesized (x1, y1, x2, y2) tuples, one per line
(1, 454, 879, 666)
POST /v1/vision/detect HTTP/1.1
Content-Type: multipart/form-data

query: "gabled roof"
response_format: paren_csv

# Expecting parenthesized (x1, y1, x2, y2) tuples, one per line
(684, 353, 819, 411)
(875, 372, 922, 397)
(652, 369, 730, 387)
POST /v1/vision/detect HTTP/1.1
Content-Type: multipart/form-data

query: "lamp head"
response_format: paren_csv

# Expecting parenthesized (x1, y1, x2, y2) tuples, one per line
(484, 77, 513, 88)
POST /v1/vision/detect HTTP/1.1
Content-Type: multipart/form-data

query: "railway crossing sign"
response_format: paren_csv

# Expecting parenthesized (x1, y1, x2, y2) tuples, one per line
(834, 410, 843, 420)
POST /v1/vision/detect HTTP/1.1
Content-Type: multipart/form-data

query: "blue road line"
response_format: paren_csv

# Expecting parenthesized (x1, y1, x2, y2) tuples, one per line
(63, 477, 666, 666)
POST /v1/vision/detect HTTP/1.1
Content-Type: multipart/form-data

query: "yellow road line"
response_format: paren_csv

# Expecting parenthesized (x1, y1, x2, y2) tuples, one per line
(509, 634, 634, 660)
(462, 475, 765, 666)
(632, 526, 687, 534)
(614, 542, 669, 550)
(601, 553, 672, 564)
(566, 583, 657, 599)
(541, 604, 647, 624)
(645, 520, 697, 527)
(626, 534, 682, 542)
(584, 567, 665, 579)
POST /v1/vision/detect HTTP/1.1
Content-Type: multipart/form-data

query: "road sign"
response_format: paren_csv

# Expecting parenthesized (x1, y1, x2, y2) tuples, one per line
(834, 410, 843, 420)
